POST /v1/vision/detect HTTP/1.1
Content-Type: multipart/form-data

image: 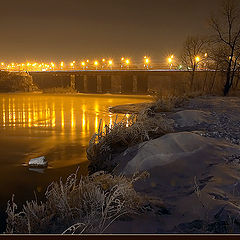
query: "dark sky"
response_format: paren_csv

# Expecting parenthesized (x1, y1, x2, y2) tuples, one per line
(0, 0, 220, 62)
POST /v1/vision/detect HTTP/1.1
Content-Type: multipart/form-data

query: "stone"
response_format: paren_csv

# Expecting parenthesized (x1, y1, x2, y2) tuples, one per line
(28, 156, 47, 168)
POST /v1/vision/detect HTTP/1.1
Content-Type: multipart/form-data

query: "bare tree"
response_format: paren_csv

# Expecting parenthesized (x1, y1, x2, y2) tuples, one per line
(181, 36, 209, 90)
(209, 0, 240, 95)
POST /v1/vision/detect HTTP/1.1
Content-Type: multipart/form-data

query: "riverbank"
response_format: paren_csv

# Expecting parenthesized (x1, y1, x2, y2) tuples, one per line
(4, 94, 240, 234)
(105, 96, 240, 233)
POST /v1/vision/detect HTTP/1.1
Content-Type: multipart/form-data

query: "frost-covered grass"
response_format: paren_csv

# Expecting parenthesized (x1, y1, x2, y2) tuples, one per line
(5, 170, 148, 234)
(87, 108, 174, 173)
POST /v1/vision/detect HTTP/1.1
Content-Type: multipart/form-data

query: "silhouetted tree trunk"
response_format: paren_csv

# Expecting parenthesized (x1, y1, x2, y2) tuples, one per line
(209, 0, 240, 96)
(181, 36, 209, 91)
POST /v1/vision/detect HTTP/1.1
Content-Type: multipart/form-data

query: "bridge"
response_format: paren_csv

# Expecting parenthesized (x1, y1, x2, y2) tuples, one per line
(30, 70, 224, 95)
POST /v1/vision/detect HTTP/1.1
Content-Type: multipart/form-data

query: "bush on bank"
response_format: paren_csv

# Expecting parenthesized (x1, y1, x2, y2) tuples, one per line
(87, 108, 174, 174)
(0, 71, 37, 92)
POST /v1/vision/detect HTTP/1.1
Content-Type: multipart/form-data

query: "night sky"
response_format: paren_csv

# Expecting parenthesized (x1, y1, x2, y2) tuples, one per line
(0, 0, 221, 62)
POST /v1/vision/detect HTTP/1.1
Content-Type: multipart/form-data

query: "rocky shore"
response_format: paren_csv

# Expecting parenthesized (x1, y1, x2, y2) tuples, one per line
(106, 96, 240, 234)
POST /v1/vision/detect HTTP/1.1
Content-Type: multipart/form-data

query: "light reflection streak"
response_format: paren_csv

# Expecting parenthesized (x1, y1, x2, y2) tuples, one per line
(61, 105, 64, 129)
(0, 96, 128, 140)
(71, 102, 75, 129)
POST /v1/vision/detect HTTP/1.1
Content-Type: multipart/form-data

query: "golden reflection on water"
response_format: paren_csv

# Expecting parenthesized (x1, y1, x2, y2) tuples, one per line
(0, 94, 152, 143)
(0, 95, 123, 139)
(0, 94, 152, 171)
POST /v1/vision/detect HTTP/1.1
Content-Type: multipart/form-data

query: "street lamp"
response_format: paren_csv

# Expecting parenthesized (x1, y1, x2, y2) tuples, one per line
(60, 61, 64, 70)
(168, 57, 173, 69)
(81, 61, 86, 70)
(125, 59, 130, 69)
(195, 56, 200, 63)
(102, 59, 106, 69)
(94, 60, 99, 70)
(144, 57, 150, 69)
(121, 57, 125, 69)
(108, 60, 113, 70)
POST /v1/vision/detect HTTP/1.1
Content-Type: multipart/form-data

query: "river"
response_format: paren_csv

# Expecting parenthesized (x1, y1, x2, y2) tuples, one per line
(0, 93, 152, 232)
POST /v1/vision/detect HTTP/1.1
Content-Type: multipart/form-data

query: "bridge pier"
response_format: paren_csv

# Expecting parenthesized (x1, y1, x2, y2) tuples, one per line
(70, 75, 76, 89)
(133, 75, 138, 93)
(83, 75, 87, 92)
(97, 75, 102, 93)
(111, 75, 121, 93)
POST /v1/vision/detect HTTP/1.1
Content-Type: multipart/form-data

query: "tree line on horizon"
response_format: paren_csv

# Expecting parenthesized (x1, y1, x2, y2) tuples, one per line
(181, 0, 240, 96)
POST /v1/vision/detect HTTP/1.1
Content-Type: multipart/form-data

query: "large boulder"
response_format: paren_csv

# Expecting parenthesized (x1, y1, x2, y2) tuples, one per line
(172, 110, 213, 128)
(109, 132, 240, 233)
(118, 132, 232, 175)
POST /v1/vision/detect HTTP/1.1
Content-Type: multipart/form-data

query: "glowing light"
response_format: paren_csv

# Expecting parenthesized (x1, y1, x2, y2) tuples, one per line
(145, 58, 150, 64)
(70, 62, 74, 67)
(60, 61, 64, 67)
(168, 58, 172, 63)
(81, 61, 86, 66)
(125, 59, 130, 65)
(204, 53, 208, 57)
(108, 60, 113, 65)
(102, 58, 106, 62)
(1, 62, 4, 66)
(94, 61, 99, 66)
(195, 56, 200, 62)
(121, 57, 125, 61)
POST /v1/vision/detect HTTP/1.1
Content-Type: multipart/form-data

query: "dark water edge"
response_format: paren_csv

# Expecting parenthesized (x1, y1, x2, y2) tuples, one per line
(0, 161, 89, 233)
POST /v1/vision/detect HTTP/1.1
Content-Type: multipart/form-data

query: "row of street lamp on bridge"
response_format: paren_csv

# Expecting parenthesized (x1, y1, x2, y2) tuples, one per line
(0, 55, 205, 72)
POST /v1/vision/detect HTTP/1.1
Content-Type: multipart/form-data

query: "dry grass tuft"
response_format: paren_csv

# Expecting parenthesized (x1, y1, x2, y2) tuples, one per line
(5, 170, 148, 234)
(87, 110, 174, 173)
(149, 90, 207, 112)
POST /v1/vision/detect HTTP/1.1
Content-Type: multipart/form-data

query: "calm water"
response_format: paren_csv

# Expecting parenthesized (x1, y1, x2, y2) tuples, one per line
(0, 93, 152, 232)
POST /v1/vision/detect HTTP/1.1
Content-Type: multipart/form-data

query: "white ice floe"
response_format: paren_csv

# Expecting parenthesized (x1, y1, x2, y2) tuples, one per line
(28, 156, 48, 168)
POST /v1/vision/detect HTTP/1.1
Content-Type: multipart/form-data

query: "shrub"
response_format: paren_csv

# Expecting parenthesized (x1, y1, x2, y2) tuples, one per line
(5, 170, 148, 234)
(0, 71, 37, 92)
(87, 109, 174, 174)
